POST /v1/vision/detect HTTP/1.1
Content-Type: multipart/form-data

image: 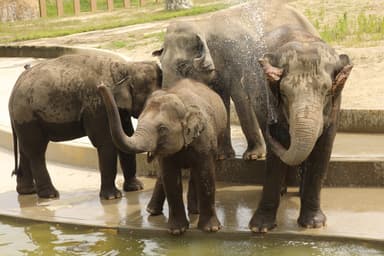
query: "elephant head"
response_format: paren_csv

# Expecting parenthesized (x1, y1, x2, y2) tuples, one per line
(98, 83, 205, 160)
(152, 22, 216, 87)
(259, 41, 353, 166)
(110, 61, 162, 118)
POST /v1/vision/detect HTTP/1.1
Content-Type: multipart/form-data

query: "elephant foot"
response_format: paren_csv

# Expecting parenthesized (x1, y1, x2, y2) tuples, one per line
(37, 186, 59, 199)
(16, 181, 36, 195)
(17, 185, 36, 195)
(16, 173, 36, 195)
(146, 202, 163, 216)
(198, 215, 221, 232)
(168, 217, 189, 236)
(217, 145, 235, 160)
(298, 208, 326, 228)
(249, 208, 277, 233)
(123, 177, 144, 192)
(243, 145, 266, 160)
(100, 186, 122, 200)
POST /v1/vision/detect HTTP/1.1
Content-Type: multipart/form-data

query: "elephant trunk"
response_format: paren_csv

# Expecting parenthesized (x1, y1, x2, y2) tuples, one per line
(268, 105, 322, 166)
(98, 85, 156, 153)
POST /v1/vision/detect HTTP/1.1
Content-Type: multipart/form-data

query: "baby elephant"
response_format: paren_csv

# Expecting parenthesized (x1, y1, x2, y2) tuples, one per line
(98, 79, 227, 235)
(9, 54, 161, 199)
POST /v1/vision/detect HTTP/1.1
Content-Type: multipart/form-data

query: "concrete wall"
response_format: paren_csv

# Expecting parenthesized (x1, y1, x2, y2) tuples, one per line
(0, 0, 39, 22)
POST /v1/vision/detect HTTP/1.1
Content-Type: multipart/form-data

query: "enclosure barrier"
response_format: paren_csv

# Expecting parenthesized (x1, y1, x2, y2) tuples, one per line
(38, 0, 160, 17)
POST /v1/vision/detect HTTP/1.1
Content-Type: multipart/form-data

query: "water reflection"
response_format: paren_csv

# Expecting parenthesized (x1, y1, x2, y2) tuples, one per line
(1, 217, 383, 256)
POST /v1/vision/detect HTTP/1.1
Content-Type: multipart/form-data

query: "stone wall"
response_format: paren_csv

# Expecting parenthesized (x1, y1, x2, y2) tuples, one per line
(0, 0, 39, 22)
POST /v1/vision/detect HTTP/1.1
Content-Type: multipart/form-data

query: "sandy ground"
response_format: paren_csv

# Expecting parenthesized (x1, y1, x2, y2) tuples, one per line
(7, 1, 384, 110)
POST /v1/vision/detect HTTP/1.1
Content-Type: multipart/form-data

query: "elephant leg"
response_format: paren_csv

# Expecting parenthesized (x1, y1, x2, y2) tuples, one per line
(16, 122, 58, 198)
(216, 88, 235, 160)
(96, 144, 122, 200)
(29, 153, 59, 198)
(84, 114, 121, 200)
(160, 158, 189, 235)
(231, 82, 265, 160)
(146, 177, 166, 215)
(298, 125, 336, 228)
(193, 156, 221, 232)
(118, 115, 143, 192)
(16, 151, 36, 195)
(187, 175, 199, 215)
(249, 152, 288, 233)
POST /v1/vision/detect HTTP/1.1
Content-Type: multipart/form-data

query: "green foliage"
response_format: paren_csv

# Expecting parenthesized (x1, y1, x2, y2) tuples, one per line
(0, 2, 232, 43)
(305, 8, 384, 46)
(109, 40, 127, 48)
(46, 0, 131, 16)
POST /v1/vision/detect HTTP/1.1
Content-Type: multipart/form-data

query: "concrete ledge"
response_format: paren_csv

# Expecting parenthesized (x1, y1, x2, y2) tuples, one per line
(230, 106, 384, 133)
(0, 44, 129, 60)
(1, 125, 384, 187)
(338, 109, 384, 133)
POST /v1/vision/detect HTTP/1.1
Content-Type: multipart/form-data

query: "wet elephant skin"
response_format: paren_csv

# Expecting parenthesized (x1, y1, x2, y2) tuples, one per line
(8, 53, 162, 199)
(98, 79, 227, 235)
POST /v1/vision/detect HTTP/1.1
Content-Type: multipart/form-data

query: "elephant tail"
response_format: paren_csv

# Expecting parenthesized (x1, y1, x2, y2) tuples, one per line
(11, 124, 19, 177)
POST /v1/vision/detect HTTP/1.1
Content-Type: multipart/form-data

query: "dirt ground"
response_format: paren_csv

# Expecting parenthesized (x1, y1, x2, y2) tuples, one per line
(10, 0, 384, 110)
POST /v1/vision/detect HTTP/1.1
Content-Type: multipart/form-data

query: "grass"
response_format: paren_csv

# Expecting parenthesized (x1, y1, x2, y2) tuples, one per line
(295, 0, 384, 47)
(0, 1, 235, 43)
(46, 0, 151, 16)
(306, 10, 384, 46)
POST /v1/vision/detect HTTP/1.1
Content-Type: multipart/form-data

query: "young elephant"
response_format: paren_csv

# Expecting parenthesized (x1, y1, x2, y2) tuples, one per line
(98, 79, 227, 235)
(9, 54, 161, 199)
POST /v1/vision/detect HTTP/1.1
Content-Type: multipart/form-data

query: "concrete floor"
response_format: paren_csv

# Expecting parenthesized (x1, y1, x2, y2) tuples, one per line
(0, 147, 383, 242)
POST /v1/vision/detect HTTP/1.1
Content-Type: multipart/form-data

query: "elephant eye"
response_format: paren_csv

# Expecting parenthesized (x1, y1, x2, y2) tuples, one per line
(158, 125, 169, 136)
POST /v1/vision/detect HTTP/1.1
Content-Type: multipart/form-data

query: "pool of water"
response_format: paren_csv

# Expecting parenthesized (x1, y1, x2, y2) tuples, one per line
(1, 218, 383, 256)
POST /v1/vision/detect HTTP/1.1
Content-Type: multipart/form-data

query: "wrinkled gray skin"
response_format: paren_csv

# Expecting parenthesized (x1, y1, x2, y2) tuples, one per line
(152, 0, 319, 161)
(9, 54, 161, 199)
(153, 0, 353, 232)
(249, 24, 353, 232)
(98, 79, 227, 235)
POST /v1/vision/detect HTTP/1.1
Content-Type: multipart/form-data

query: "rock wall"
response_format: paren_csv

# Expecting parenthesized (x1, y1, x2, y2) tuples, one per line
(0, 0, 39, 22)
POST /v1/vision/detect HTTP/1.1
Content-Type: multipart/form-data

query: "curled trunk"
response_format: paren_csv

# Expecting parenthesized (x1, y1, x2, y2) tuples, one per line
(98, 85, 156, 153)
(267, 106, 322, 166)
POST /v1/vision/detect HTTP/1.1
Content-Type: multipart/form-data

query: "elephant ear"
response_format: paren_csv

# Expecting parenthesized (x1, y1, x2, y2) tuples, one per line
(193, 35, 215, 72)
(182, 105, 205, 147)
(152, 47, 163, 57)
(109, 61, 133, 111)
(112, 82, 133, 111)
(331, 54, 353, 96)
(258, 53, 284, 82)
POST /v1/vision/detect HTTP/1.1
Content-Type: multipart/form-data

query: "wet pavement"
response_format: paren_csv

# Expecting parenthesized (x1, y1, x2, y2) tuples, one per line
(1, 57, 384, 241)
(0, 146, 383, 241)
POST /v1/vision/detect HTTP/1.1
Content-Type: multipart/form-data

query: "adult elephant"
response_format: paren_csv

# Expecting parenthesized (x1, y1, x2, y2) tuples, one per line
(249, 25, 352, 232)
(9, 54, 162, 199)
(152, 0, 353, 232)
(152, 0, 318, 160)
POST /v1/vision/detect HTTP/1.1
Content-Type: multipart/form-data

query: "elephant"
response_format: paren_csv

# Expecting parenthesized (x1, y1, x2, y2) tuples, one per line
(98, 79, 227, 235)
(151, 0, 353, 232)
(152, 0, 319, 161)
(248, 25, 353, 232)
(8, 53, 162, 199)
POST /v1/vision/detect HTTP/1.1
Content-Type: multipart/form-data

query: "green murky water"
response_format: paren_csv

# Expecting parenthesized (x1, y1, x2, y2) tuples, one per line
(0, 218, 383, 256)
